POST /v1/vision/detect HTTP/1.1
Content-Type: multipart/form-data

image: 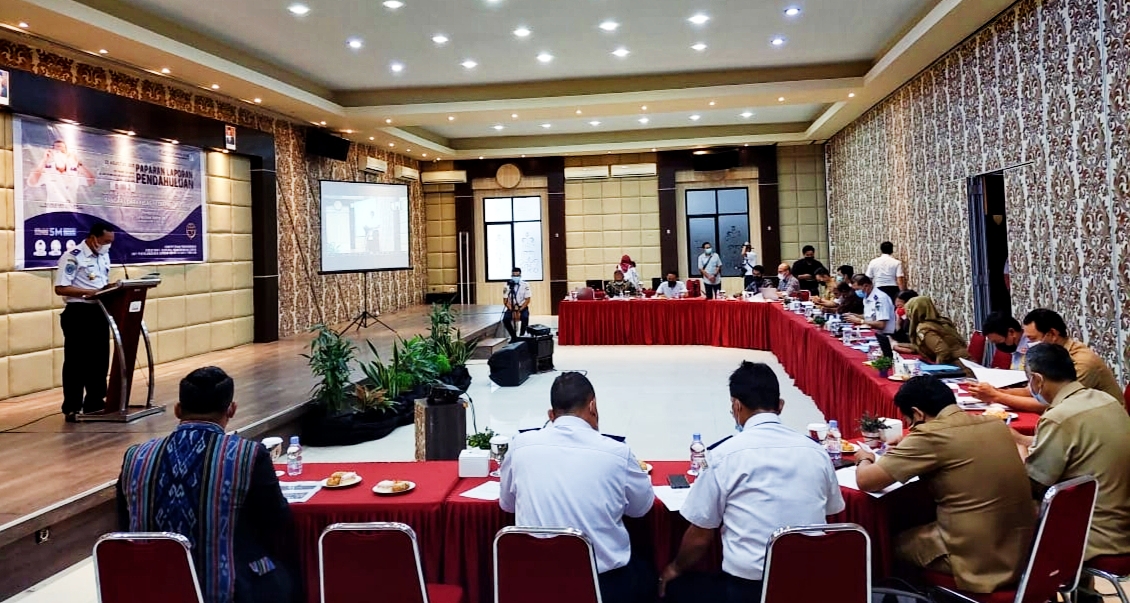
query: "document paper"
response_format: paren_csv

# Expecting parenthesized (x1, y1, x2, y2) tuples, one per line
(835, 466, 918, 498)
(960, 359, 1029, 389)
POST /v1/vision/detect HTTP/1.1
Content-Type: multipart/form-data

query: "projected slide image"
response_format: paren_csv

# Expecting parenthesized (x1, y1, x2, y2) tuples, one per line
(320, 181, 411, 272)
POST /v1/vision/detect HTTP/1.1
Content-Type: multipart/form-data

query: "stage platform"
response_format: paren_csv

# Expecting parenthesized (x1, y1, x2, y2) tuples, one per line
(0, 303, 503, 599)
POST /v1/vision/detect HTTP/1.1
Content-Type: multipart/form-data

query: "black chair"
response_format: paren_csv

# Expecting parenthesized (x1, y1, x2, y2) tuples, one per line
(585, 279, 604, 291)
(651, 277, 663, 290)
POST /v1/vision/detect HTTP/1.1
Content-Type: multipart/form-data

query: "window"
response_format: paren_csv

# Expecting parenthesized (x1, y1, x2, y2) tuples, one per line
(484, 196, 543, 281)
(686, 188, 750, 278)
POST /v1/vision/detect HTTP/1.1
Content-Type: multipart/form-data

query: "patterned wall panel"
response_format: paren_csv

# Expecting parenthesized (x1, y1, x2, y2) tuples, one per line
(778, 145, 829, 264)
(827, 0, 1130, 377)
(424, 183, 458, 290)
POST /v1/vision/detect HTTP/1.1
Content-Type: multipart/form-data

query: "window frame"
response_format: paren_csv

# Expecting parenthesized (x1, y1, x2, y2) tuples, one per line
(684, 187, 750, 278)
(483, 195, 544, 282)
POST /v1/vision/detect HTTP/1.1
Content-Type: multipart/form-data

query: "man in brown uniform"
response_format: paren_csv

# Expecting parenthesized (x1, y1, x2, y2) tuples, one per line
(856, 376, 1036, 593)
(1015, 343, 1130, 602)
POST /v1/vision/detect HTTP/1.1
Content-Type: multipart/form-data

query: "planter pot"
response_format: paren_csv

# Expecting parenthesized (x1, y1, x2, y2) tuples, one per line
(861, 431, 882, 448)
(439, 366, 473, 392)
(301, 398, 414, 447)
(877, 368, 890, 379)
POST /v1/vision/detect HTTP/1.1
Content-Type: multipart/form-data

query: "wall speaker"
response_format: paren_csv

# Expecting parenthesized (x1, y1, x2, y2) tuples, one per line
(305, 129, 352, 161)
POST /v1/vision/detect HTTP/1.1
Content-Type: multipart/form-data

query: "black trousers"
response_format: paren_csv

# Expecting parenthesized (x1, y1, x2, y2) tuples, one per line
(703, 283, 721, 299)
(60, 303, 110, 414)
(599, 554, 656, 603)
(502, 308, 529, 340)
(879, 285, 902, 302)
(664, 572, 763, 603)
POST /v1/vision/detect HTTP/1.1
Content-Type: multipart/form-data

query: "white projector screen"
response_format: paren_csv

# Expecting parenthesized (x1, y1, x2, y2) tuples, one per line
(319, 180, 411, 273)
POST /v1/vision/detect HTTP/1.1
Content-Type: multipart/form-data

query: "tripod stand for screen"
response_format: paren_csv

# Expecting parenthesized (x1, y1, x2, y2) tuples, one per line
(342, 271, 397, 335)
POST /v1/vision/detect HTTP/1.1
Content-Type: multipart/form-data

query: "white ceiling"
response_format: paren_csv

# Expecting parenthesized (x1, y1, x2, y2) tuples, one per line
(111, 0, 935, 90)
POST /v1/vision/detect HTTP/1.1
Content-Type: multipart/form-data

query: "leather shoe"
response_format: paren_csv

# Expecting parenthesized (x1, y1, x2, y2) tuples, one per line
(64, 412, 78, 423)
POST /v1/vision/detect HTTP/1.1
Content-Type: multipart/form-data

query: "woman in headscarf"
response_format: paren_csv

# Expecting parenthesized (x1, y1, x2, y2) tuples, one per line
(615, 255, 641, 288)
(604, 269, 638, 297)
(894, 296, 971, 370)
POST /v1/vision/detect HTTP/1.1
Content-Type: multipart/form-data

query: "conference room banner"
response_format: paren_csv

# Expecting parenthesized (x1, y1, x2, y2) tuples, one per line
(13, 115, 206, 270)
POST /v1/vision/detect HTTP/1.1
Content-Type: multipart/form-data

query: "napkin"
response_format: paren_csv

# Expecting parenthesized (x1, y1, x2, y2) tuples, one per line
(459, 481, 502, 501)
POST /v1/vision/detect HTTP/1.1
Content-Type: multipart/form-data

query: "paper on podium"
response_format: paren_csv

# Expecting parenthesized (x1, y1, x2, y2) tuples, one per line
(459, 480, 502, 501)
(653, 485, 692, 512)
(959, 359, 1028, 388)
(836, 466, 918, 498)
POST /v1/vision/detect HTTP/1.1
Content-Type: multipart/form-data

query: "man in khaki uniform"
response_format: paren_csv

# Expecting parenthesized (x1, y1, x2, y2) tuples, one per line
(1016, 344, 1130, 592)
(856, 376, 1036, 593)
(969, 308, 1125, 413)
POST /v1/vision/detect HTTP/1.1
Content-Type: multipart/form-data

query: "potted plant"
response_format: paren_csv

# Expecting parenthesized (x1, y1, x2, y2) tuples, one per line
(858, 412, 885, 447)
(302, 324, 357, 415)
(871, 356, 894, 379)
(812, 315, 827, 327)
(467, 427, 495, 451)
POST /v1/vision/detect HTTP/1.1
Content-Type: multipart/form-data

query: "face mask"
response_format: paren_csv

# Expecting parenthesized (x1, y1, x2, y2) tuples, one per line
(996, 342, 1018, 354)
(667, 279, 677, 286)
(854, 289, 866, 299)
(836, 275, 844, 283)
(1027, 340, 1042, 349)
(704, 248, 713, 255)
(99, 242, 112, 256)
(778, 272, 787, 281)
(731, 407, 744, 432)
(1029, 375, 1048, 405)
(510, 276, 520, 283)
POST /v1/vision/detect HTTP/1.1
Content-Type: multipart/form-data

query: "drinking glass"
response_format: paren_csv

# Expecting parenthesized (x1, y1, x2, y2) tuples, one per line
(488, 435, 510, 478)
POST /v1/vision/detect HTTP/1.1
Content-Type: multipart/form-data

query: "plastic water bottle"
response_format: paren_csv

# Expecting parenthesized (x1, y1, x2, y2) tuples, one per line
(825, 421, 842, 464)
(286, 435, 303, 476)
(688, 433, 707, 476)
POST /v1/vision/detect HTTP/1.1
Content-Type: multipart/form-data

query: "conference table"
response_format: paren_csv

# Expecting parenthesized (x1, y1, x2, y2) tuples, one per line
(558, 298, 1040, 437)
(283, 460, 930, 603)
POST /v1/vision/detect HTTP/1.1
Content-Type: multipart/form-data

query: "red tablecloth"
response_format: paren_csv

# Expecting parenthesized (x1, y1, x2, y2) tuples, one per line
(440, 460, 912, 603)
(557, 299, 770, 348)
(281, 462, 461, 603)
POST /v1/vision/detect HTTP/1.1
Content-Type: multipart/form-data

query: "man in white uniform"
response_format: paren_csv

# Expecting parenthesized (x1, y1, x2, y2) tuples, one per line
(500, 372, 655, 603)
(845, 274, 898, 334)
(865, 241, 906, 301)
(54, 222, 115, 421)
(659, 361, 844, 602)
(655, 270, 687, 299)
(697, 242, 723, 300)
(502, 266, 531, 340)
(27, 140, 96, 206)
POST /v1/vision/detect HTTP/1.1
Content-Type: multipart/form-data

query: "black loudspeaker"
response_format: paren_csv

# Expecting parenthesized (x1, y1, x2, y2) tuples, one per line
(305, 129, 352, 161)
(489, 341, 533, 386)
(527, 324, 552, 338)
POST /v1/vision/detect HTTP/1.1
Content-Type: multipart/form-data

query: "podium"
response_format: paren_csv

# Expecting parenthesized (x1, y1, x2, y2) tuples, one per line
(79, 278, 165, 422)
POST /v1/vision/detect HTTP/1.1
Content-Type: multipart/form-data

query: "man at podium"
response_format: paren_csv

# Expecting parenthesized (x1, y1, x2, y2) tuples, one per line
(53, 221, 115, 422)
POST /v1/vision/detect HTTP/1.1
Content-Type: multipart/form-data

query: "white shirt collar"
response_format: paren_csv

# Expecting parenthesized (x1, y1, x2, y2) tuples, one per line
(743, 412, 782, 428)
(552, 414, 594, 431)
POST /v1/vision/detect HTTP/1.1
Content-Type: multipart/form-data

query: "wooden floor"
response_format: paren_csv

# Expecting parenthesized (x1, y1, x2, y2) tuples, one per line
(0, 304, 503, 528)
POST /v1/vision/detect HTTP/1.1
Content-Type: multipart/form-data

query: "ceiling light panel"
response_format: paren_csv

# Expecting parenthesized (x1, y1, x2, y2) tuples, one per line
(287, 3, 309, 15)
(688, 13, 709, 25)
(785, 7, 801, 16)
(513, 26, 531, 38)
(537, 52, 554, 63)
(611, 47, 630, 57)
(691, 43, 707, 51)
(599, 20, 619, 31)
(461, 59, 477, 69)
(390, 62, 405, 72)
(382, 0, 404, 8)
(432, 34, 448, 44)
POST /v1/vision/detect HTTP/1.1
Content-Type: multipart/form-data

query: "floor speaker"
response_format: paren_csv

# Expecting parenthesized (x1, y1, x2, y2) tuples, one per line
(489, 341, 533, 386)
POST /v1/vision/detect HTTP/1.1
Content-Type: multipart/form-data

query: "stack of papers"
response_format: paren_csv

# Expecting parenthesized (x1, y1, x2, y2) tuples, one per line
(835, 466, 918, 498)
(280, 482, 322, 504)
(459, 481, 502, 501)
(653, 485, 692, 512)
(960, 359, 1028, 388)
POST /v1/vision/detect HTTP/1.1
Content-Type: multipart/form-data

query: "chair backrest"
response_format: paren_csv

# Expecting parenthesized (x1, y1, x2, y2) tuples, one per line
(969, 331, 988, 366)
(990, 349, 1013, 370)
(686, 279, 701, 298)
(94, 532, 203, 603)
(319, 522, 429, 603)
(1015, 475, 1098, 603)
(761, 524, 870, 603)
(494, 526, 601, 603)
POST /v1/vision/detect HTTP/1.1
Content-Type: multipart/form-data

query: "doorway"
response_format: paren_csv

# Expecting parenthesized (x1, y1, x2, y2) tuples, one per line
(967, 171, 1012, 327)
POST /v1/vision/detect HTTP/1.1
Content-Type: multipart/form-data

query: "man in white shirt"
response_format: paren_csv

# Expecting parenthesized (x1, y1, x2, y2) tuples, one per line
(500, 372, 655, 603)
(502, 266, 531, 341)
(865, 241, 906, 301)
(659, 361, 844, 603)
(845, 274, 897, 334)
(655, 270, 687, 299)
(697, 242, 723, 299)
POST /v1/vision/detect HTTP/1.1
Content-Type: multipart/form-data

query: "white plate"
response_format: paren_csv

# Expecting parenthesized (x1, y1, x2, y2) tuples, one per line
(372, 480, 417, 496)
(321, 474, 362, 489)
(840, 442, 859, 454)
(640, 462, 653, 474)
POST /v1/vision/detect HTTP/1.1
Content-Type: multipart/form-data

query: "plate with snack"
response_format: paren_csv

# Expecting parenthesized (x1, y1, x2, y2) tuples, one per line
(373, 479, 416, 496)
(639, 461, 653, 474)
(322, 471, 362, 489)
(982, 408, 1018, 422)
(841, 441, 858, 454)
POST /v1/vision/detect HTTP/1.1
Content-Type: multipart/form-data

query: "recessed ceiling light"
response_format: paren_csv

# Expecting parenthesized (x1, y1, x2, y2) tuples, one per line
(389, 143, 395, 147)
(641, 105, 648, 111)
(589, 120, 601, 126)
(461, 59, 478, 69)
(160, 68, 170, 74)
(171, 140, 179, 145)
(98, 49, 108, 54)
(343, 129, 353, 134)
(611, 47, 630, 58)
(651, 148, 657, 152)
(708, 100, 716, 106)
(638, 117, 649, 124)
(511, 113, 519, 119)
(406, 148, 412, 152)
(320, 121, 327, 125)
(740, 111, 753, 118)
(369, 136, 375, 140)
(693, 150, 708, 155)
(17, 22, 29, 28)
(691, 43, 707, 51)
(479, 156, 485, 159)
(211, 84, 220, 89)
(287, 4, 309, 15)
(771, 37, 786, 46)
(537, 52, 553, 63)
(493, 125, 505, 131)
(253, 98, 262, 103)
(689, 114, 701, 121)
(347, 38, 363, 49)
(688, 13, 709, 25)
(599, 20, 619, 32)
(785, 6, 801, 16)
(521, 154, 526, 158)
(575, 109, 583, 115)
(386, 118, 393, 124)
(448, 115, 455, 121)
(390, 62, 405, 72)
(422, 153, 427, 157)
(541, 123, 551, 128)
(778, 97, 785, 102)
(382, 0, 404, 8)
(126, 131, 136, 136)
(513, 26, 531, 38)
(432, 34, 449, 45)
(848, 92, 856, 98)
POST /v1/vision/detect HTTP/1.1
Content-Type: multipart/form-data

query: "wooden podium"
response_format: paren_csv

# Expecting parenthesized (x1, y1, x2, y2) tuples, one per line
(79, 278, 165, 422)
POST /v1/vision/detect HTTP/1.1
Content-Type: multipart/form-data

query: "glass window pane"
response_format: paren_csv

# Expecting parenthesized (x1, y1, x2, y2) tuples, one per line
(717, 214, 751, 277)
(685, 190, 716, 215)
(486, 223, 513, 281)
(687, 217, 716, 274)
(484, 197, 512, 223)
(513, 221, 543, 280)
(513, 196, 541, 221)
(717, 188, 748, 214)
